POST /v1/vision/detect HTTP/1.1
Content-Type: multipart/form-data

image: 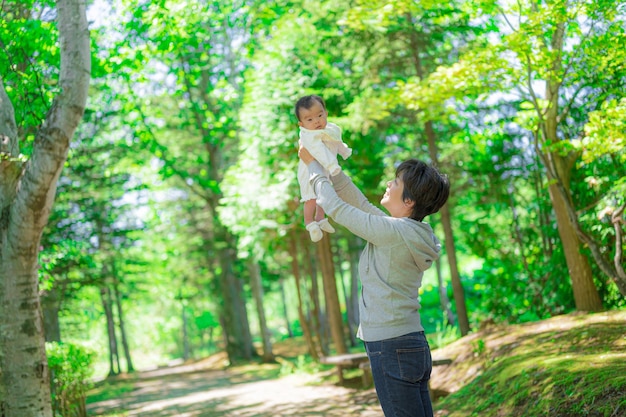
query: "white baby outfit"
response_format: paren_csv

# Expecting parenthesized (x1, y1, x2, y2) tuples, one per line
(297, 122, 352, 202)
(297, 122, 352, 242)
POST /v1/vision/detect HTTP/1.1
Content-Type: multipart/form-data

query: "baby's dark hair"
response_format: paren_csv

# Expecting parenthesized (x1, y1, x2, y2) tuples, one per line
(396, 159, 450, 222)
(295, 95, 326, 121)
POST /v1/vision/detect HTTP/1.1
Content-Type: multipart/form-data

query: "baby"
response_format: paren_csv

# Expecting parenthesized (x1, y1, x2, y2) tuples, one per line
(295, 95, 352, 242)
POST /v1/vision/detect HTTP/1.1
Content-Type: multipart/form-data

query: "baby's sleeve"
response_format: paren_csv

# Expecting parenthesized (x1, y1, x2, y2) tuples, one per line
(301, 133, 341, 176)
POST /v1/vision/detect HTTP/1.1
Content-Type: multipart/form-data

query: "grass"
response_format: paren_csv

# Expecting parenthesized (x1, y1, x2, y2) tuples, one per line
(432, 309, 626, 417)
(87, 381, 135, 404)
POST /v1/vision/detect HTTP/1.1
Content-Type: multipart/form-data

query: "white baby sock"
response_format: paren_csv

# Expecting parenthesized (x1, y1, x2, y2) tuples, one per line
(306, 222, 323, 242)
(318, 218, 336, 233)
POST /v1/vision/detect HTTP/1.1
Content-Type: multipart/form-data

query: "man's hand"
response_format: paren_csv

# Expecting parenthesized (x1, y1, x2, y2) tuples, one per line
(298, 145, 315, 165)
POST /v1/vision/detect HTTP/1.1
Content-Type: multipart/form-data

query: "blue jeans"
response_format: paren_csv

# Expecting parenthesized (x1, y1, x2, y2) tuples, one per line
(364, 332, 433, 417)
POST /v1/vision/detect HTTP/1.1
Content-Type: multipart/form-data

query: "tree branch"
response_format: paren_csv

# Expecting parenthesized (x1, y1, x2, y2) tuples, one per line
(612, 204, 626, 280)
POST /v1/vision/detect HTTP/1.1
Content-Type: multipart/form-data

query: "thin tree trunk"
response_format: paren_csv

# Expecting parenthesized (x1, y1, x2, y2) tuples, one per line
(317, 235, 347, 354)
(101, 286, 119, 376)
(182, 297, 190, 361)
(346, 235, 361, 346)
(533, 153, 553, 256)
(405, 12, 470, 335)
(279, 278, 293, 338)
(611, 205, 626, 292)
(113, 279, 134, 372)
(41, 287, 62, 342)
(248, 259, 275, 363)
(508, 185, 549, 315)
(508, 184, 531, 277)
(435, 259, 455, 326)
(333, 241, 356, 346)
(303, 231, 328, 356)
(218, 240, 255, 362)
(287, 226, 319, 360)
(438, 202, 470, 335)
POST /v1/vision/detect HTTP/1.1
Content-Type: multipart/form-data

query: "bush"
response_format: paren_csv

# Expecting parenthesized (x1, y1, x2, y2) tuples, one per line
(46, 342, 95, 417)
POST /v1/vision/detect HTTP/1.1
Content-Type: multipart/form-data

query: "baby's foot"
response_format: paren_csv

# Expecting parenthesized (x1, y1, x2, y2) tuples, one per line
(318, 218, 336, 233)
(306, 222, 323, 242)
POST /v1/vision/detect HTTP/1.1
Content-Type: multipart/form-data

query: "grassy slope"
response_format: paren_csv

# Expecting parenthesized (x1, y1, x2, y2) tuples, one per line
(430, 309, 626, 417)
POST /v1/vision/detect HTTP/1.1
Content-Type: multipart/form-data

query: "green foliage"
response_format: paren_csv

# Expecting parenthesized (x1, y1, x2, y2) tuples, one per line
(429, 321, 461, 350)
(278, 354, 322, 377)
(580, 98, 626, 164)
(471, 338, 486, 357)
(86, 380, 135, 405)
(0, 0, 59, 149)
(46, 342, 95, 417)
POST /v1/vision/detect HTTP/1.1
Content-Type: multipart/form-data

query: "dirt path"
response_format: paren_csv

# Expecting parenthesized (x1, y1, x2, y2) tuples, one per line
(88, 311, 626, 417)
(87, 357, 384, 417)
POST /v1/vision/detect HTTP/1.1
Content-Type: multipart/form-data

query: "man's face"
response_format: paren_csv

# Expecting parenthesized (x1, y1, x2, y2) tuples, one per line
(298, 101, 328, 130)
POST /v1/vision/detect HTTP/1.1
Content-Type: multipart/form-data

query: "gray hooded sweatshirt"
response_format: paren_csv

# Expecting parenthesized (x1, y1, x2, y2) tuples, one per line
(309, 161, 441, 342)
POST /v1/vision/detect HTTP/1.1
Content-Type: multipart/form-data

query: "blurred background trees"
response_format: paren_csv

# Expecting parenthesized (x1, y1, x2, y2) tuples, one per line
(1, 3, 624, 412)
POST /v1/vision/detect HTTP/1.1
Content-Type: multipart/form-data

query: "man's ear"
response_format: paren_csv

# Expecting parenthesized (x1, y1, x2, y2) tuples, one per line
(404, 199, 415, 208)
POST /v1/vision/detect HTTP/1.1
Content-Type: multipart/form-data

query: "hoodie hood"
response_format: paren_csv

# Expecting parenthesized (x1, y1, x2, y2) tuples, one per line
(402, 220, 441, 272)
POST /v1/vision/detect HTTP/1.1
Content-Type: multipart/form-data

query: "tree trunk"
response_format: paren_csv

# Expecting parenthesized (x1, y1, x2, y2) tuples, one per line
(427, 119, 469, 335)
(113, 279, 134, 372)
(0, 1, 89, 415)
(438, 203, 470, 334)
(435, 259, 455, 326)
(333, 243, 356, 346)
(182, 298, 190, 361)
(218, 242, 254, 362)
(346, 235, 361, 346)
(279, 278, 293, 338)
(610, 206, 626, 294)
(287, 227, 319, 360)
(547, 170, 603, 311)
(303, 230, 328, 356)
(533, 154, 554, 256)
(538, 23, 603, 311)
(41, 288, 62, 342)
(101, 286, 120, 376)
(406, 13, 470, 335)
(248, 259, 275, 363)
(317, 235, 347, 354)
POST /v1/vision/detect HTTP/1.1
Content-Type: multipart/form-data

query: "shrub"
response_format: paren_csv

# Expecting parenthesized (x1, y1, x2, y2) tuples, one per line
(46, 342, 95, 417)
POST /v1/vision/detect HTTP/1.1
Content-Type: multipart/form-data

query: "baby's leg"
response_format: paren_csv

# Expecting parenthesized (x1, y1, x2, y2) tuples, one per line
(316, 205, 336, 234)
(304, 200, 323, 242)
(314, 205, 325, 222)
(303, 199, 317, 225)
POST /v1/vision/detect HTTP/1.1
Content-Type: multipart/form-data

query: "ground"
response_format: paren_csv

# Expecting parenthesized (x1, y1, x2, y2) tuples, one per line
(88, 342, 384, 416)
(88, 363, 383, 416)
(87, 309, 626, 417)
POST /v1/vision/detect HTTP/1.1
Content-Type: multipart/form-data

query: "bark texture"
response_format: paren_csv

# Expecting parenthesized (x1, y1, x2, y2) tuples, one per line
(0, 1, 90, 416)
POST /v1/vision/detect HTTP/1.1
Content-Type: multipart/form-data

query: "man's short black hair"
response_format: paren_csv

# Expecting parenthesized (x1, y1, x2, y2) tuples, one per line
(295, 95, 326, 121)
(396, 159, 450, 222)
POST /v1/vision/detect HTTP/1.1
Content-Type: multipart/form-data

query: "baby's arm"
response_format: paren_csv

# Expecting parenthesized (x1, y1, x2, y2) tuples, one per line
(324, 123, 351, 160)
(337, 142, 352, 160)
(301, 133, 341, 175)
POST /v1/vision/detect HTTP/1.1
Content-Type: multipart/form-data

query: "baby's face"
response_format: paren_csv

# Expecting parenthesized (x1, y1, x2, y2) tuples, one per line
(298, 101, 328, 130)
